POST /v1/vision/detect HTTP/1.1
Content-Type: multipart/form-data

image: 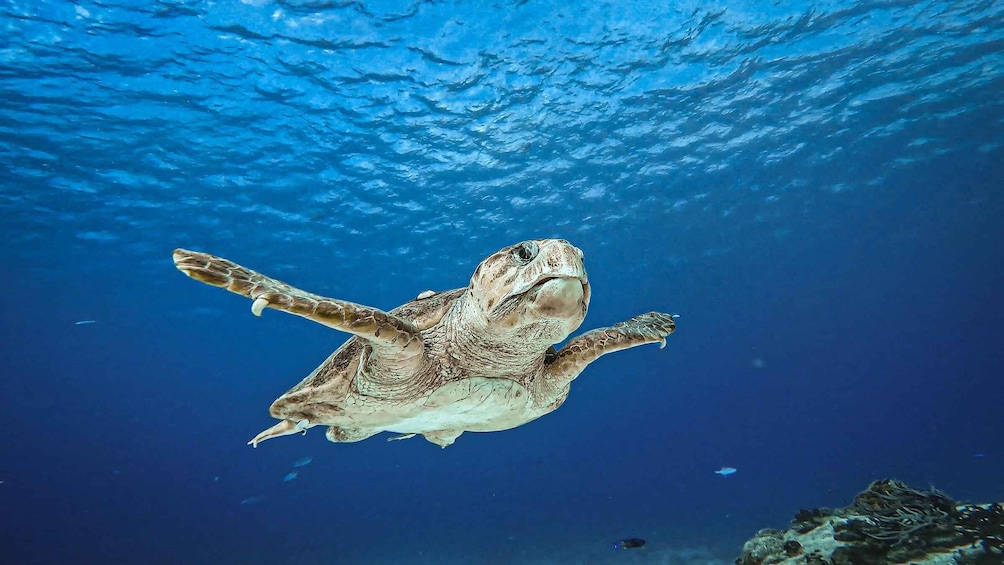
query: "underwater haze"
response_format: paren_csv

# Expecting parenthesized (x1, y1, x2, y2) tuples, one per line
(1, 1, 1003, 564)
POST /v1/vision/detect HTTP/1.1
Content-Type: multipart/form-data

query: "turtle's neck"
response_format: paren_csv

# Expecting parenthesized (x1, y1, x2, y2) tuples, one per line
(442, 294, 548, 378)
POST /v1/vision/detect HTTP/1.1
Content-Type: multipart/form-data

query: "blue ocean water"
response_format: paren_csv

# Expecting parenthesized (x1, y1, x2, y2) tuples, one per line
(1, 0, 1002, 563)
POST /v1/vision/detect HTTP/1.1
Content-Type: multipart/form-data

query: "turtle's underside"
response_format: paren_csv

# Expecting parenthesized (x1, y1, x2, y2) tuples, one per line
(173, 239, 675, 448)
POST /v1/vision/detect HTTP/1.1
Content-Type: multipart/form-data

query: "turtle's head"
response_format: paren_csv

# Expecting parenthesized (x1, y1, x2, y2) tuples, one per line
(468, 239, 590, 344)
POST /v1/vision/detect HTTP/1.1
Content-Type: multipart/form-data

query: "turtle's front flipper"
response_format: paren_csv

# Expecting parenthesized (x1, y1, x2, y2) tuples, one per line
(173, 249, 423, 355)
(535, 312, 676, 403)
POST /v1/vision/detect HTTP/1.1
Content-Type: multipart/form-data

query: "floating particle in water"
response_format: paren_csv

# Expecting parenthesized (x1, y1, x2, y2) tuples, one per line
(283, 471, 298, 482)
(75, 320, 97, 325)
(715, 466, 737, 476)
(240, 496, 264, 505)
(751, 357, 766, 369)
(973, 453, 986, 458)
(293, 457, 313, 468)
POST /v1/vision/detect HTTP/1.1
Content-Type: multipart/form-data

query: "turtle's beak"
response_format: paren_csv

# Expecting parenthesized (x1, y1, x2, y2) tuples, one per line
(524, 276, 587, 320)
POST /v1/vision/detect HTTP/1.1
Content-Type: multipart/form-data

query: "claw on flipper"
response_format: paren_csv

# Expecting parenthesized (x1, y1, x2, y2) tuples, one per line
(251, 297, 269, 317)
(248, 419, 310, 448)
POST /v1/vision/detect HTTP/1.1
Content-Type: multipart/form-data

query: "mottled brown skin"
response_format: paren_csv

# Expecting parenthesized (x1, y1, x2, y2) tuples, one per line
(173, 239, 676, 448)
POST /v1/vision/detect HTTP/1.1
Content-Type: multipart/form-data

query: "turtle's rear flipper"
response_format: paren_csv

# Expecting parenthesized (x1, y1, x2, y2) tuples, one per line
(536, 312, 676, 401)
(173, 249, 423, 355)
(422, 429, 463, 448)
(248, 418, 310, 448)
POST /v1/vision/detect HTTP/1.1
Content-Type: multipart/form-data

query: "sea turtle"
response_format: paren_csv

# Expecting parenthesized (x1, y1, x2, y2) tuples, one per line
(173, 239, 675, 448)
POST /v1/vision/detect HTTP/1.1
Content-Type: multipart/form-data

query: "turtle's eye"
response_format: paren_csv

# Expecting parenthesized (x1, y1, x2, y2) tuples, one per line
(512, 241, 538, 265)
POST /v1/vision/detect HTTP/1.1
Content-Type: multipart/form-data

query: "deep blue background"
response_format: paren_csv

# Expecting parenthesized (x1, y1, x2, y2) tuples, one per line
(1, 1, 1002, 564)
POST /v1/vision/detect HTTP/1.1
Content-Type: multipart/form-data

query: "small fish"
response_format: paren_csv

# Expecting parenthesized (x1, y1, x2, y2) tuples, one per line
(240, 496, 263, 505)
(614, 538, 646, 550)
(283, 471, 298, 482)
(75, 320, 97, 325)
(293, 456, 313, 467)
(715, 466, 738, 476)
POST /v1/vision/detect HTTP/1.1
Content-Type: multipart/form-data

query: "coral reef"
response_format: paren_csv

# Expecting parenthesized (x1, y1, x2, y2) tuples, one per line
(735, 479, 1003, 565)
